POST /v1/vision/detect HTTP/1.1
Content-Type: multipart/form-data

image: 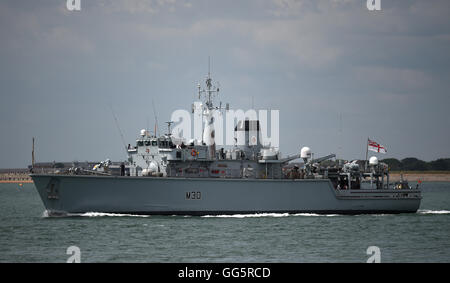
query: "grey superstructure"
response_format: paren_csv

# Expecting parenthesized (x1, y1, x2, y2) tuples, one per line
(31, 72, 421, 216)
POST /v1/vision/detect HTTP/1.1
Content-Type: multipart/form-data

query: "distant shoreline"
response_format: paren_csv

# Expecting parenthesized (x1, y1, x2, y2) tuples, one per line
(0, 180, 33, 184)
(0, 172, 33, 183)
(387, 172, 450, 182)
(1, 171, 450, 184)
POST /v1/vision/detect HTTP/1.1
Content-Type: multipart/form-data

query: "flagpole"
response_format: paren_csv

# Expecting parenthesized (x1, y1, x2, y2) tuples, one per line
(365, 137, 369, 172)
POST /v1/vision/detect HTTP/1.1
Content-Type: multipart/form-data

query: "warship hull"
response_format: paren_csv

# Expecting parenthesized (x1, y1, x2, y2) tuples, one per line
(31, 174, 421, 216)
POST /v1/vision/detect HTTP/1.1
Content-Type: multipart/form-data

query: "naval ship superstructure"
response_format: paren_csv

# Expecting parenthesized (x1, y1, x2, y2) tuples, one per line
(31, 72, 422, 216)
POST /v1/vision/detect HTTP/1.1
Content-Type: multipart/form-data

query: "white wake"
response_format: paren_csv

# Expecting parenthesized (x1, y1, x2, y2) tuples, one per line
(202, 213, 339, 218)
(76, 212, 151, 218)
(41, 211, 151, 218)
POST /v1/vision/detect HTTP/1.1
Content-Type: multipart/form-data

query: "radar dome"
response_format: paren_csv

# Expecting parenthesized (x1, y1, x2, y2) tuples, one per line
(300, 147, 312, 159)
(140, 129, 147, 137)
(369, 156, 378, 166)
(148, 161, 158, 173)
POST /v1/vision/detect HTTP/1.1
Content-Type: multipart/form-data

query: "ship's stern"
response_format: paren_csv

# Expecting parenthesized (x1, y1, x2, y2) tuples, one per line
(31, 174, 66, 215)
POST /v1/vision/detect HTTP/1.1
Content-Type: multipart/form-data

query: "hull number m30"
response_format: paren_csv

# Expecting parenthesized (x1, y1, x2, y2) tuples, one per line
(186, 191, 202, 200)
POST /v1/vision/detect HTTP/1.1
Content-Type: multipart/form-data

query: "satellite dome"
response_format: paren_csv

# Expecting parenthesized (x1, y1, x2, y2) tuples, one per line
(369, 156, 379, 166)
(300, 147, 311, 159)
(148, 161, 158, 173)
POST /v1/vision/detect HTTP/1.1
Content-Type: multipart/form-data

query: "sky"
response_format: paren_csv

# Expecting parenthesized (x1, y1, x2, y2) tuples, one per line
(0, 0, 449, 168)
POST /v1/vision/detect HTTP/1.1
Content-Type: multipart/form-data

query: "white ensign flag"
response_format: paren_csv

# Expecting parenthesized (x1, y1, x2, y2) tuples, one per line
(368, 139, 387, 154)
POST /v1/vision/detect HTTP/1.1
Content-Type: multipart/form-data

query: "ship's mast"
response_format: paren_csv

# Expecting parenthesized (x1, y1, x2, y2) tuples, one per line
(165, 121, 174, 136)
(196, 58, 229, 158)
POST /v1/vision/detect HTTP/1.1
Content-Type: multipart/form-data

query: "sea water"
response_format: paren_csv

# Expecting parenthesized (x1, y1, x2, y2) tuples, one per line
(0, 182, 449, 262)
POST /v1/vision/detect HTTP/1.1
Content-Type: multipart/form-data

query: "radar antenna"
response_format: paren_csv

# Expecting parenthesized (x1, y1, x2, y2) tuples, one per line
(197, 57, 222, 111)
(165, 121, 174, 136)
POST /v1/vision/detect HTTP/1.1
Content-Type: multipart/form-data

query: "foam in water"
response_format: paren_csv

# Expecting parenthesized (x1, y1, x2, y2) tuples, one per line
(202, 213, 289, 218)
(42, 210, 450, 218)
(294, 213, 339, 217)
(76, 212, 151, 218)
(418, 210, 450, 215)
(41, 210, 151, 218)
(202, 213, 339, 218)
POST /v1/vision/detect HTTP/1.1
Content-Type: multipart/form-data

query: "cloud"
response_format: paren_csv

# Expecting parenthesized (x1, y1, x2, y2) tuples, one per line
(1, 0, 450, 167)
(42, 26, 95, 54)
(96, 0, 188, 14)
(251, 19, 342, 68)
(269, 0, 356, 17)
(270, 0, 312, 16)
(352, 66, 434, 94)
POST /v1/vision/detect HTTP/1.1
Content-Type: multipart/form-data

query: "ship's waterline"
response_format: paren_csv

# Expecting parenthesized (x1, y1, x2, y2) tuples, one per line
(31, 174, 421, 216)
(30, 71, 422, 216)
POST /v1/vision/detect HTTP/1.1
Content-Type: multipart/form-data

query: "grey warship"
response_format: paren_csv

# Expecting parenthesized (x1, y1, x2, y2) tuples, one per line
(31, 72, 422, 216)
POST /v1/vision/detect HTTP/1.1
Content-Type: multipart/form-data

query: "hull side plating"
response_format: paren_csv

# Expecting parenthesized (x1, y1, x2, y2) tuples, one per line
(32, 175, 421, 216)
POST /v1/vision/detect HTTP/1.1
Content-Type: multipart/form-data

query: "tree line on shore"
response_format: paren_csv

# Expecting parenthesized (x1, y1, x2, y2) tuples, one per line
(381, 158, 450, 171)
